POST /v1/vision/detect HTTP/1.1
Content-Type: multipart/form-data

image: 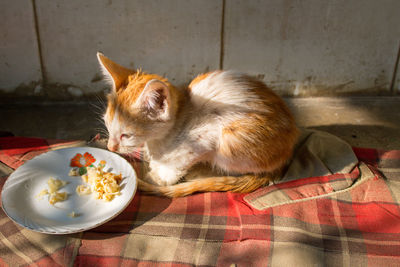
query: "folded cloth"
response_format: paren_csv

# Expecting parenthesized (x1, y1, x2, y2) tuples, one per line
(1, 134, 400, 266)
(245, 129, 360, 209)
(283, 129, 359, 181)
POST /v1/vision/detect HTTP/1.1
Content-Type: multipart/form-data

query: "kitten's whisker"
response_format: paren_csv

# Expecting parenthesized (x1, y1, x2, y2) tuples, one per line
(90, 94, 107, 116)
(94, 127, 109, 138)
(94, 93, 106, 106)
(95, 129, 108, 135)
(95, 127, 107, 132)
(95, 117, 106, 126)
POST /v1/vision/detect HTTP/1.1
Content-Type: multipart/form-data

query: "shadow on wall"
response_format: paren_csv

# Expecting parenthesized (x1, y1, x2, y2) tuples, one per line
(0, 88, 399, 150)
(308, 125, 400, 150)
(286, 97, 400, 150)
(0, 101, 107, 141)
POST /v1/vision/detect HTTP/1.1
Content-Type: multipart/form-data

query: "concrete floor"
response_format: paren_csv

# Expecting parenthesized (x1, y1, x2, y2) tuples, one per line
(1, 97, 399, 150)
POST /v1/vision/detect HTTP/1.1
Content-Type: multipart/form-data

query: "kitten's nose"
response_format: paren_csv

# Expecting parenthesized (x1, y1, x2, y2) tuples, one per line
(107, 140, 119, 152)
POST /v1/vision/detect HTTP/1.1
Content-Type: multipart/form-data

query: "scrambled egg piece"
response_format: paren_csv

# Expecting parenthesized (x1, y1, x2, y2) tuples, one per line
(78, 163, 122, 202)
(49, 191, 68, 205)
(68, 168, 79, 176)
(76, 184, 91, 195)
(68, 211, 77, 218)
(37, 177, 68, 205)
(47, 177, 68, 193)
(37, 189, 49, 199)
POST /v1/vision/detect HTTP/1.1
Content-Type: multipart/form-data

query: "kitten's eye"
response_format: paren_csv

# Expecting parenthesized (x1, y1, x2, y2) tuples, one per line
(120, 134, 132, 140)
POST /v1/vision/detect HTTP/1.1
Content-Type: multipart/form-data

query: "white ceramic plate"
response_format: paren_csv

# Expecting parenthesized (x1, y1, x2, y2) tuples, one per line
(1, 147, 137, 234)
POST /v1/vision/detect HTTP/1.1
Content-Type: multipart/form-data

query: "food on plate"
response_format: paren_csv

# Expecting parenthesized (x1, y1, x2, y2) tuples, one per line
(47, 177, 68, 193)
(49, 191, 68, 205)
(68, 168, 79, 176)
(36, 189, 49, 199)
(68, 211, 77, 218)
(77, 160, 123, 202)
(37, 177, 69, 205)
(76, 184, 91, 195)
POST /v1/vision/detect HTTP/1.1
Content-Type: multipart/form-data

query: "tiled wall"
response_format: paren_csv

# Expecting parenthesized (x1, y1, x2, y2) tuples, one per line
(1, 0, 399, 99)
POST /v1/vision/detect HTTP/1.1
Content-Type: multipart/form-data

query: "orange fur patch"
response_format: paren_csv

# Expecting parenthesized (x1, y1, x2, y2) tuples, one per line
(138, 174, 273, 198)
(188, 72, 217, 91)
(106, 70, 171, 121)
(220, 113, 292, 172)
(218, 77, 299, 174)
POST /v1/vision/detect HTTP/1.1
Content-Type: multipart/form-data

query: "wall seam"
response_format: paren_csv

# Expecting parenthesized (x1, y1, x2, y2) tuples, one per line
(219, 0, 226, 70)
(31, 0, 47, 85)
(389, 41, 400, 95)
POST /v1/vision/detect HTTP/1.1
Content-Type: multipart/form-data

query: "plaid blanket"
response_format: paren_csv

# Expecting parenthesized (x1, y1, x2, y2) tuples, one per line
(1, 136, 400, 266)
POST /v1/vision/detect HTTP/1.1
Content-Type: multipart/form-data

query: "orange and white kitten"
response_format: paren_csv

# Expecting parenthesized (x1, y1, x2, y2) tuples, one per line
(97, 53, 299, 197)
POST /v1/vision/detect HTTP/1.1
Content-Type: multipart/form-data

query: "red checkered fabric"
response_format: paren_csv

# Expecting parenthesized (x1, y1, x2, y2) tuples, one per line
(1, 137, 400, 266)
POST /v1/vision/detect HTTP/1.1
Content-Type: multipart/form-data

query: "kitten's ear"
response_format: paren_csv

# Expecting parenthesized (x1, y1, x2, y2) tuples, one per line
(137, 79, 171, 120)
(97, 52, 135, 91)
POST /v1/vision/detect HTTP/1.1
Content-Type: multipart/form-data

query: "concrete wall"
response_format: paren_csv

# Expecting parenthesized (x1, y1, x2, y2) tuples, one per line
(0, 0, 42, 93)
(1, 0, 399, 100)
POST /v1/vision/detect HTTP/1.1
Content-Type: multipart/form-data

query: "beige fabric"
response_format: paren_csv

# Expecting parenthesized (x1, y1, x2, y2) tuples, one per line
(244, 129, 360, 210)
(282, 129, 358, 183)
(245, 163, 373, 210)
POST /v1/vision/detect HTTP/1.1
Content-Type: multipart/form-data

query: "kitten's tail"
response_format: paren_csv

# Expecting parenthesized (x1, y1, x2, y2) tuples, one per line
(137, 175, 272, 198)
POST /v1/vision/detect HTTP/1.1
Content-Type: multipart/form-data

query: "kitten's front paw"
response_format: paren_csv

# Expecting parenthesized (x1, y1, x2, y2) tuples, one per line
(145, 164, 183, 186)
(145, 170, 169, 186)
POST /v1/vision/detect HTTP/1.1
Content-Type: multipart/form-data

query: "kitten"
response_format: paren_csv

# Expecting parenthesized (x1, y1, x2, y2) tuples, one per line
(97, 53, 299, 197)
